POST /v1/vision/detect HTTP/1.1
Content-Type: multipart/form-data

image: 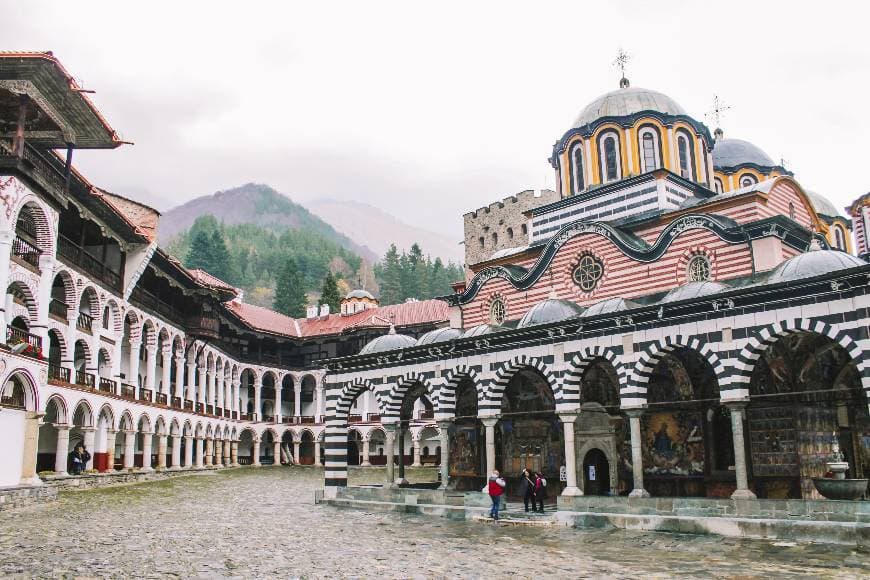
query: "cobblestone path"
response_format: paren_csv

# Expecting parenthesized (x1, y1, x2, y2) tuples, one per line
(0, 467, 867, 578)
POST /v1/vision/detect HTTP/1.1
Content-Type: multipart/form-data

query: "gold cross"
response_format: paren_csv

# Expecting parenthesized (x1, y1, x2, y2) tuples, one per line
(612, 48, 630, 79)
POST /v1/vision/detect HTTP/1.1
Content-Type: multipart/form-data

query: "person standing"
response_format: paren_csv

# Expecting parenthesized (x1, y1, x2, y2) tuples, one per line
(487, 470, 506, 522)
(520, 468, 535, 512)
(534, 471, 547, 513)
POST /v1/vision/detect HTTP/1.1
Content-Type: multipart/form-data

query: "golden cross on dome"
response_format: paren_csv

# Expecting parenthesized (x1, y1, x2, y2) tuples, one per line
(613, 48, 630, 82)
(706, 94, 731, 129)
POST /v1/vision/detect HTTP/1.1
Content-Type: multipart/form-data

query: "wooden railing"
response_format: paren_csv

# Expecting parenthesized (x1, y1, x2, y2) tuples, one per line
(98, 377, 116, 394)
(171, 396, 182, 409)
(75, 370, 95, 389)
(300, 416, 316, 424)
(120, 383, 135, 399)
(76, 311, 94, 332)
(140, 389, 153, 403)
(48, 364, 71, 383)
(57, 235, 122, 291)
(49, 298, 69, 320)
(12, 234, 41, 268)
(185, 315, 220, 338)
(7, 326, 42, 350)
(349, 414, 363, 424)
(367, 413, 381, 423)
(156, 393, 168, 405)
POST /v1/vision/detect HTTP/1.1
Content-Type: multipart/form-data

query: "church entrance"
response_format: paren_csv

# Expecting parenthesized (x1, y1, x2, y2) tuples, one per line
(583, 449, 610, 495)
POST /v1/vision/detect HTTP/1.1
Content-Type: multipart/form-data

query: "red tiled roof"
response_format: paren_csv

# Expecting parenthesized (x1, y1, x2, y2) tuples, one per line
(225, 298, 448, 339)
(95, 189, 160, 242)
(188, 268, 237, 292)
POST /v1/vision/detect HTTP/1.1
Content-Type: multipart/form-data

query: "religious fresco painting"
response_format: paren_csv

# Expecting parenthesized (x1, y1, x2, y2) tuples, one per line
(448, 424, 479, 477)
(642, 411, 705, 477)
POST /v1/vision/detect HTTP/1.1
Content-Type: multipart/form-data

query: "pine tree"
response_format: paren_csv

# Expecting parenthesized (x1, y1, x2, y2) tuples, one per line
(379, 244, 403, 305)
(186, 230, 215, 273)
(209, 230, 234, 283)
(274, 258, 308, 318)
(319, 272, 341, 314)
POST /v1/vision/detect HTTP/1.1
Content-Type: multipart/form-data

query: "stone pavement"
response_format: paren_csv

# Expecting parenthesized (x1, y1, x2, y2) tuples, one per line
(0, 467, 867, 578)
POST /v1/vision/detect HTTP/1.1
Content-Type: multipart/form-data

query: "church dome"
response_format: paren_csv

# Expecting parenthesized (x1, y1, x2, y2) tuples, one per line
(573, 86, 687, 128)
(804, 190, 842, 219)
(359, 329, 416, 355)
(766, 250, 866, 285)
(460, 324, 503, 339)
(659, 281, 729, 304)
(713, 138, 775, 169)
(582, 297, 637, 317)
(517, 298, 584, 328)
(416, 327, 462, 345)
(346, 289, 375, 300)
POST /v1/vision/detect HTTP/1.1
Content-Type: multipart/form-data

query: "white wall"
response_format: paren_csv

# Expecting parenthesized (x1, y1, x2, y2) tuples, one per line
(0, 409, 25, 486)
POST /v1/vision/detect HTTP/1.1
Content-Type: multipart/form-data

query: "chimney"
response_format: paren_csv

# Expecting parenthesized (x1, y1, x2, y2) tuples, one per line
(306, 305, 318, 319)
(319, 304, 330, 317)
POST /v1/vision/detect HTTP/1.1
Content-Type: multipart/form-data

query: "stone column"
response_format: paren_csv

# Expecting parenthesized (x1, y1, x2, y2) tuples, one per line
(122, 430, 136, 469)
(195, 437, 204, 468)
(727, 402, 757, 500)
(384, 424, 396, 487)
(184, 435, 194, 468)
(157, 434, 168, 469)
(294, 384, 302, 418)
(186, 362, 197, 403)
(627, 410, 650, 498)
(482, 417, 498, 477)
(20, 411, 42, 485)
(0, 230, 13, 340)
(437, 421, 451, 490)
(313, 438, 321, 466)
(160, 348, 172, 396)
(82, 427, 96, 470)
(54, 424, 71, 475)
(223, 440, 231, 465)
(170, 435, 181, 469)
(204, 438, 212, 467)
(140, 431, 154, 471)
(293, 440, 301, 464)
(253, 380, 262, 421)
(361, 436, 371, 467)
(252, 439, 261, 466)
(559, 413, 582, 496)
(274, 381, 283, 423)
(144, 344, 158, 393)
(232, 380, 241, 416)
(273, 440, 282, 465)
(207, 366, 216, 408)
(216, 373, 225, 412)
(197, 365, 207, 406)
(105, 429, 118, 472)
(127, 340, 142, 397)
(214, 440, 223, 466)
(174, 355, 185, 400)
(412, 437, 422, 467)
(32, 255, 54, 349)
(231, 441, 239, 466)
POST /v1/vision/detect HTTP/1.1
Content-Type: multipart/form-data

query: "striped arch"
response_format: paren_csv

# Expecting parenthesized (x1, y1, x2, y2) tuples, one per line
(730, 318, 870, 401)
(383, 371, 432, 421)
(12, 196, 55, 252)
(7, 272, 39, 321)
(485, 355, 560, 414)
(627, 335, 726, 407)
(437, 365, 482, 417)
(563, 346, 625, 410)
(324, 377, 383, 488)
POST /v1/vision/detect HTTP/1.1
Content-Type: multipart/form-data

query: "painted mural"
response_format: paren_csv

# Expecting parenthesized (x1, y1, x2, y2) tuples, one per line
(448, 424, 479, 477)
(642, 411, 704, 476)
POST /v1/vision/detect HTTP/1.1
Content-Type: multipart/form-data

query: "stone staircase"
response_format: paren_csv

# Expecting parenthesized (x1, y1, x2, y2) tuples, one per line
(473, 502, 562, 526)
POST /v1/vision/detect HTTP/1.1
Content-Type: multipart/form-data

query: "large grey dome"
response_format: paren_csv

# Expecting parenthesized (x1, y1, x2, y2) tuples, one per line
(660, 281, 729, 304)
(804, 190, 842, 218)
(713, 138, 775, 169)
(766, 251, 866, 284)
(574, 86, 687, 128)
(582, 297, 637, 317)
(359, 331, 416, 355)
(517, 298, 584, 328)
(345, 289, 375, 300)
(460, 324, 503, 339)
(416, 327, 462, 346)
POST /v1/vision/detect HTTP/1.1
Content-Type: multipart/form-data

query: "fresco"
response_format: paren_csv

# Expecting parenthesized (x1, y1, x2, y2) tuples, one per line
(642, 411, 704, 476)
(448, 425, 479, 477)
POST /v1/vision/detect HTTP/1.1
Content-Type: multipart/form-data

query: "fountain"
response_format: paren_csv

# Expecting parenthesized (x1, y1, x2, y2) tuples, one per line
(811, 438, 868, 501)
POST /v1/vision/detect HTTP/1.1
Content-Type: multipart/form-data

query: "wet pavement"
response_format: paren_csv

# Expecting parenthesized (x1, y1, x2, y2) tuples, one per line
(0, 467, 867, 578)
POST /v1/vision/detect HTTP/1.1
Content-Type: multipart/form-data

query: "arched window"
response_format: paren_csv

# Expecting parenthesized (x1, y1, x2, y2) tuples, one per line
(521, 224, 528, 236)
(478, 236, 484, 249)
(507, 227, 514, 240)
(492, 232, 498, 246)
(102, 306, 110, 330)
(570, 142, 585, 194)
(638, 127, 661, 173)
(788, 202, 796, 221)
(739, 174, 757, 188)
(677, 133, 694, 180)
(834, 226, 846, 250)
(714, 178, 724, 193)
(598, 132, 621, 183)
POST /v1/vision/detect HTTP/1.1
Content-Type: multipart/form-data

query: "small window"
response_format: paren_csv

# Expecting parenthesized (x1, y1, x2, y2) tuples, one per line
(478, 236, 484, 248)
(686, 254, 712, 282)
(714, 178, 724, 193)
(507, 227, 514, 240)
(639, 129, 659, 173)
(521, 224, 528, 235)
(489, 299, 506, 326)
(492, 232, 498, 246)
(572, 255, 604, 292)
(603, 136, 618, 181)
(677, 134, 693, 180)
(570, 142, 585, 193)
(739, 174, 757, 188)
(788, 202, 796, 221)
(834, 227, 845, 250)
(102, 306, 110, 330)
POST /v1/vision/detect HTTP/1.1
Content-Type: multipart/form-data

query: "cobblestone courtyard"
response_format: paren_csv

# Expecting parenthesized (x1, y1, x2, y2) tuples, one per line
(0, 468, 867, 578)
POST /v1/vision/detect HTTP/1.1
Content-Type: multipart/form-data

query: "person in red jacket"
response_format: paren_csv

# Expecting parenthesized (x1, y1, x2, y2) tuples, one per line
(488, 470, 506, 522)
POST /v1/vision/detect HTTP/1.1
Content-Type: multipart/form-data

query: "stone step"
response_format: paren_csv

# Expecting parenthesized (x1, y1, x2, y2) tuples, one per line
(473, 515, 559, 526)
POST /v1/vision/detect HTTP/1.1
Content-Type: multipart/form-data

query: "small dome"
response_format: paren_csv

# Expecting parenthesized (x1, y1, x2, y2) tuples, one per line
(574, 86, 687, 128)
(517, 298, 585, 328)
(804, 190, 842, 218)
(713, 138, 775, 169)
(359, 331, 416, 355)
(582, 297, 637, 317)
(460, 324, 502, 339)
(345, 289, 375, 300)
(660, 281, 729, 304)
(416, 327, 462, 345)
(766, 251, 866, 284)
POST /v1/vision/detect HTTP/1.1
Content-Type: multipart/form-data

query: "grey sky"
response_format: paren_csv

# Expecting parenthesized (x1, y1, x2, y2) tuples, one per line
(6, 1, 870, 242)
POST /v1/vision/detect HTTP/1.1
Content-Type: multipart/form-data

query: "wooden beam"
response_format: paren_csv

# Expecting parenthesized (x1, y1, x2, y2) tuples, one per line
(13, 94, 28, 158)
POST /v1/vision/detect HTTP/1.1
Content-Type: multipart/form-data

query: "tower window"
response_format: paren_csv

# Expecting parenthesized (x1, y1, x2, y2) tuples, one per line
(598, 132, 621, 183)
(789, 202, 796, 220)
(739, 174, 757, 188)
(834, 226, 845, 250)
(521, 224, 528, 235)
(714, 178, 724, 193)
(604, 137, 618, 181)
(677, 134, 693, 180)
(639, 128, 660, 173)
(570, 142, 585, 194)
(492, 232, 498, 246)
(507, 227, 514, 240)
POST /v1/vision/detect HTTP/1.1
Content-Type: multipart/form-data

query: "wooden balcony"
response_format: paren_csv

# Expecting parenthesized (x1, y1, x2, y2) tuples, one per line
(76, 311, 94, 333)
(57, 235, 122, 291)
(156, 393, 168, 405)
(98, 377, 116, 394)
(75, 370, 95, 389)
(185, 315, 220, 339)
(12, 234, 41, 269)
(48, 364, 71, 383)
(120, 383, 135, 399)
(349, 414, 363, 424)
(49, 298, 69, 320)
(7, 326, 42, 351)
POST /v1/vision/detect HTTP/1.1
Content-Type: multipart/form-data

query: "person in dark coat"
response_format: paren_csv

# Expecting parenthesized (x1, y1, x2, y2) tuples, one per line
(534, 471, 547, 513)
(519, 468, 535, 512)
(69, 444, 90, 475)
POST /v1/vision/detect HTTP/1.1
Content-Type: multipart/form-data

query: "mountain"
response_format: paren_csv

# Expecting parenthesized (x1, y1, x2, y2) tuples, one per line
(158, 183, 376, 261)
(306, 199, 464, 264)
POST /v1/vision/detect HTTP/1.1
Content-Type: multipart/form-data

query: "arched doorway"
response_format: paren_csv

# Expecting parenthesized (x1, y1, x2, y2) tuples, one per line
(449, 378, 484, 491)
(300, 431, 315, 465)
(498, 368, 563, 497)
(576, 357, 625, 495)
(746, 332, 870, 499)
(583, 449, 611, 495)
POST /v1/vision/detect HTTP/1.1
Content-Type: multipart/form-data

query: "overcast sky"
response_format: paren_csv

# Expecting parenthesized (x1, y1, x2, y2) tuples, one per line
(6, 1, 870, 241)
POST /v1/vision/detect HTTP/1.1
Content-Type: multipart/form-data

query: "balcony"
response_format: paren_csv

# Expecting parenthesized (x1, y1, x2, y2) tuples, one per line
(300, 416, 316, 424)
(0, 139, 67, 202)
(171, 396, 182, 409)
(11, 234, 41, 270)
(156, 393, 168, 405)
(98, 377, 116, 394)
(185, 315, 220, 339)
(195, 403, 204, 414)
(140, 389, 153, 403)
(75, 370, 95, 389)
(184, 400, 193, 411)
(48, 364, 71, 383)
(7, 326, 42, 353)
(206, 404, 214, 415)
(349, 414, 363, 424)
(367, 413, 381, 423)
(120, 383, 135, 399)
(76, 311, 94, 333)
(57, 235, 122, 291)
(49, 298, 69, 320)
